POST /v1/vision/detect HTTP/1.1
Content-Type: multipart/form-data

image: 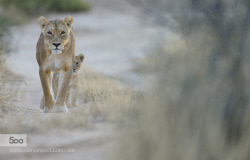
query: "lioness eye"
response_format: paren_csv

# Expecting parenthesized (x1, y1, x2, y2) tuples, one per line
(47, 31, 52, 35)
(61, 31, 65, 35)
(76, 62, 79, 65)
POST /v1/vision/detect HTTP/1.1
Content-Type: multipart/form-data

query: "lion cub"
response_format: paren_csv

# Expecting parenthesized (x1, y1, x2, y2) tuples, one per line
(53, 54, 84, 108)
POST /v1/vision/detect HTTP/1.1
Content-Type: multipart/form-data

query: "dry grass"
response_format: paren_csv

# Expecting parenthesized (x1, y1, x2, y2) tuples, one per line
(79, 67, 140, 121)
(0, 65, 139, 133)
(113, 33, 250, 160)
(112, 1, 250, 159)
(0, 57, 11, 111)
(0, 56, 29, 133)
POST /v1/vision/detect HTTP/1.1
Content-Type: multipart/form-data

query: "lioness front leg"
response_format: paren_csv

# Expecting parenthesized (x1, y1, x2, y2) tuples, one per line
(53, 67, 72, 112)
(39, 69, 54, 113)
(40, 74, 53, 109)
(40, 96, 45, 109)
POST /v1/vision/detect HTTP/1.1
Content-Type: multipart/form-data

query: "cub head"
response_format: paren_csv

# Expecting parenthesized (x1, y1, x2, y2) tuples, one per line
(73, 54, 84, 74)
(38, 15, 73, 54)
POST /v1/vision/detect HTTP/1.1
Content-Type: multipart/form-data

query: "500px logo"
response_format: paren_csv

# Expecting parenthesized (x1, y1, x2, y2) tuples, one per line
(0, 134, 27, 147)
(9, 137, 24, 144)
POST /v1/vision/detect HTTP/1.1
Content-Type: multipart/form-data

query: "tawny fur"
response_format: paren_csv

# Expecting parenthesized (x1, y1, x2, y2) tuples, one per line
(37, 15, 75, 113)
(53, 54, 84, 108)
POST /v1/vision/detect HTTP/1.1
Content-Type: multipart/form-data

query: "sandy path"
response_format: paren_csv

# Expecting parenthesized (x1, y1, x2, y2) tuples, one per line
(3, 0, 175, 159)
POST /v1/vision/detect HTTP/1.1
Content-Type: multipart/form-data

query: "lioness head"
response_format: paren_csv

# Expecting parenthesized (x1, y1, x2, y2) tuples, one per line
(73, 54, 84, 74)
(38, 15, 73, 54)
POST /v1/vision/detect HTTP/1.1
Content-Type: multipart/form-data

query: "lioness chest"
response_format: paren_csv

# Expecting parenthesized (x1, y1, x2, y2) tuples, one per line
(41, 53, 72, 72)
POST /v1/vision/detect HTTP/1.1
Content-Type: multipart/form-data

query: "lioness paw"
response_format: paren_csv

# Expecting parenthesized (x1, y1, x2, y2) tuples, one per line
(52, 106, 68, 113)
(43, 107, 54, 113)
(40, 102, 44, 109)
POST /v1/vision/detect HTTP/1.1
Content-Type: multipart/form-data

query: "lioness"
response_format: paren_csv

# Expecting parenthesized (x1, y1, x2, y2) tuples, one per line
(53, 54, 84, 108)
(37, 15, 75, 113)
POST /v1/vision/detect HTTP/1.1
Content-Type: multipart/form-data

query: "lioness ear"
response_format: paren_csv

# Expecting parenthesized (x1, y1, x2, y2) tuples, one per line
(64, 15, 73, 29)
(38, 16, 48, 30)
(78, 54, 84, 62)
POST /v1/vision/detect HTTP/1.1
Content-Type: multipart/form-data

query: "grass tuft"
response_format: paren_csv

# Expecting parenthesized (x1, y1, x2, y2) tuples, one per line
(79, 68, 140, 121)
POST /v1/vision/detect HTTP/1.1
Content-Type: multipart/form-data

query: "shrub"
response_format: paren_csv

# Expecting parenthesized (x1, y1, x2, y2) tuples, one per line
(0, 0, 90, 15)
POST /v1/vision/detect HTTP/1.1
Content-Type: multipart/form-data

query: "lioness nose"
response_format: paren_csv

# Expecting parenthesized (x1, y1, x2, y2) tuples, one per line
(53, 43, 61, 47)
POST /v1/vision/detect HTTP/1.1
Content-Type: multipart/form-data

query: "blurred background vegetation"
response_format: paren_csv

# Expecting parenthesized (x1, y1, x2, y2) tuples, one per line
(116, 0, 250, 160)
(0, 0, 90, 15)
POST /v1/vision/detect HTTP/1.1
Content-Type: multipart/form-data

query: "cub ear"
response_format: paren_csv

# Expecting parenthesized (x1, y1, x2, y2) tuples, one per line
(38, 16, 48, 30)
(78, 54, 85, 62)
(64, 15, 73, 29)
